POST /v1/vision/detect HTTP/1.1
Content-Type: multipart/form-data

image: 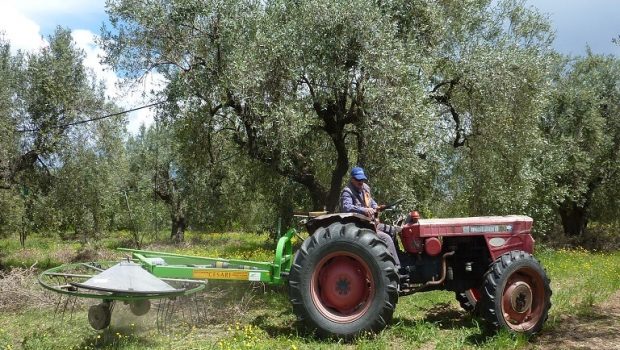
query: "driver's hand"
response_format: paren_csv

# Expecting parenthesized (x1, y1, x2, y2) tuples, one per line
(365, 208, 376, 217)
(377, 204, 387, 212)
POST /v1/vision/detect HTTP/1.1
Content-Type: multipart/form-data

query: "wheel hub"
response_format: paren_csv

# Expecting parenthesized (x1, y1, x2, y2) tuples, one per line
(508, 281, 533, 313)
(310, 251, 376, 323)
(500, 268, 547, 331)
(318, 256, 366, 313)
(335, 278, 351, 295)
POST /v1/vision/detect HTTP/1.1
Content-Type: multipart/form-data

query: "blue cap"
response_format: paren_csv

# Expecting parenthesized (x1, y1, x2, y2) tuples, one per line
(350, 167, 367, 181)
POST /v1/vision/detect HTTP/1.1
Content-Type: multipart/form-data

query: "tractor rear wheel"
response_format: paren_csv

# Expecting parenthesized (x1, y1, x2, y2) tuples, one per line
(480, 251, 551, 335)
(288, 222, 399, 339)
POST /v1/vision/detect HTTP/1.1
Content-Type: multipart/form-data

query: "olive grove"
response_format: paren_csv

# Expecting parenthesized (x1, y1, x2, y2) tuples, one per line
(0, 1, 618, 244)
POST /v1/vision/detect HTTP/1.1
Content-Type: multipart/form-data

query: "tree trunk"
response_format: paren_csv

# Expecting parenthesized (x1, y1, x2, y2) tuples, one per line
(306, 186, 324, 211)
(557, 177, 600, 237)
(1, 151, 39, 189)
(558, 201, 588, 236)
(154, 166, 187, 243)
(170, 213, 186, 243)
(355, 126, 367, 168)
(168, 195, 187, 243)
(326, 132, 349, 212)
(20, 215, 27, 249)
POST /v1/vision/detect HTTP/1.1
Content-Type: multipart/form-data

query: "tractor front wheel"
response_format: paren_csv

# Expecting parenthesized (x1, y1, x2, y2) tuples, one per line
(288, 222, 399, 339)
(480, 251, 552, 335)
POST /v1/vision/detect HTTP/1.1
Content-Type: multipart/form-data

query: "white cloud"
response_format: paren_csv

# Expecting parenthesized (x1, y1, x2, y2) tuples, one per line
(127, 103, 159, 134)
(0, 5, 47, 52)
(71, 29, 118, 94)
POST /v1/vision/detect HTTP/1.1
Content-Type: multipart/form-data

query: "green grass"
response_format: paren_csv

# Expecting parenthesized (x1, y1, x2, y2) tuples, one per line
(0, 235, 81, 270)
(1, 232, 619, 350)
(536, 246, 620, 322)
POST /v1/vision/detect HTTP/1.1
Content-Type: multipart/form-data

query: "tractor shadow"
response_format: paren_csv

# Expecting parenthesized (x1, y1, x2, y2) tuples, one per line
(394, 302, 478, 329)
(250, 312, 314, 338)
(419, 302, 475, 329)
(535, 314, 619, 349)
(251, 302, 486, 344)
(250, 311, 360, 343)
(394, 302, 502, 345)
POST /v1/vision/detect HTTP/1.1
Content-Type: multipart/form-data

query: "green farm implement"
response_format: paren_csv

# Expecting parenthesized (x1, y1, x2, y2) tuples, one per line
(38, 228, 295, 330)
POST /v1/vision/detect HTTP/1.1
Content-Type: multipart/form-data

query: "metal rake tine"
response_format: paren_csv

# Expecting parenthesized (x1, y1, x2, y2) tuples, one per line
(60, 294, 71, 321)
(53, 295, 63, 322)
(179, 297, 187, 325)
(156, 299, 167, 332)
(157, 300, 168, 333)
(165, 299, 175, 332)
(69, 296, 77, 321)
(191, 296, 197, 324)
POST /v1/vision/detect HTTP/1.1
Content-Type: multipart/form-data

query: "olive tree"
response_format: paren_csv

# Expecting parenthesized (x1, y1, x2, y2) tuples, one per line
(0, 28, 125, 242)
(2, 28, 112, 188)
(102, 0, 554, 215)
(539, 53, 620, 236)
(10, 28, 107, 182)
(0, 37, 23, 237)
(103, 0, 426, 211)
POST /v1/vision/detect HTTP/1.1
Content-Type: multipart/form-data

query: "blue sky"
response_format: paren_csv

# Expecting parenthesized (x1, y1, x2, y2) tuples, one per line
(0, 0, 618, 132)
(528, 0, 620, 56)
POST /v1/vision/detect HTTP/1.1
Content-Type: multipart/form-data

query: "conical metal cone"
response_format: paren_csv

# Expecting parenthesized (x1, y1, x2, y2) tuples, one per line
(71, 261, 182, 295)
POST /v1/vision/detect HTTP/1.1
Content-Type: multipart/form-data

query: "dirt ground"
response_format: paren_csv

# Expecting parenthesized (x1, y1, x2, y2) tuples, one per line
(533, 291, 620, 350)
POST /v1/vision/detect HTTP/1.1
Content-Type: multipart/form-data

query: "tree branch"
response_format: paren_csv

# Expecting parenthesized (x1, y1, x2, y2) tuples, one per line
(430, 78, 467, 147)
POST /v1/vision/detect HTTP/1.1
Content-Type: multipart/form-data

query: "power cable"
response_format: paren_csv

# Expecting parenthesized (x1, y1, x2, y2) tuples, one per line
(15, 101, 165, 133)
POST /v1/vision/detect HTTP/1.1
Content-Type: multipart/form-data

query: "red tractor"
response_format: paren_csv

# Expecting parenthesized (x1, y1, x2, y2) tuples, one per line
(288, 212, 552, 339)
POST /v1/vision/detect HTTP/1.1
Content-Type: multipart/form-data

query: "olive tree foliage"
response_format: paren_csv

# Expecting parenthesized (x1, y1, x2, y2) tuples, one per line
(0, 37, 23, 237)
(50, 117, 127, 241)
(149, 110, 302, 237)
(0, 28, 125, 241)
(102, 0, 427, 212)
(358, 0, 555, 218)
(401, 1, 554, 218)
(13, 28, 108, 181)
(538, 53, 620, 236)
(123, 125, 173, 245)
(102, 0, 556, 217)
(165, 107, 290, 232)
(123, 114, 289, 242)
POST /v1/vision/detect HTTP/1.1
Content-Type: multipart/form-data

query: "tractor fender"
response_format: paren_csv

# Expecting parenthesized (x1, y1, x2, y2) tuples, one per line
(306, 213, 375, 235)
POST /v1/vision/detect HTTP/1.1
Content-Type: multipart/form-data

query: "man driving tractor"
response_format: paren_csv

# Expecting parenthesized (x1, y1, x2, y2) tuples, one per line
(340, 166, 401, 267)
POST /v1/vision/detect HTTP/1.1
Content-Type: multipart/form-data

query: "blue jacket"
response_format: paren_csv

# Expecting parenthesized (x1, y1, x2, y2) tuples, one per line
(340, 183, 377, 214)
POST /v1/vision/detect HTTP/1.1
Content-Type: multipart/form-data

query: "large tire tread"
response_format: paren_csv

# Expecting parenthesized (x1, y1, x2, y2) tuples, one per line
(480, 250, 552, 335)
(288, 222, 399, 339)
(456, 289, 479, 314)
